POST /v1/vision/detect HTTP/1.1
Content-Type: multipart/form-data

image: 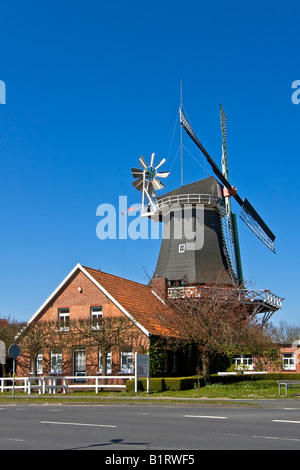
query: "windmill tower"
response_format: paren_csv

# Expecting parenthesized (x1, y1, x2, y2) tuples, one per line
(131, 104, 283, 322)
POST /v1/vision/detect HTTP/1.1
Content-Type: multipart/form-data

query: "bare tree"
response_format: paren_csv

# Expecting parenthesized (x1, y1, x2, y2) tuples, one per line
(71, 316, 140, 377)
(153, 281, 277, 383)
(267, 320, 300, 344)
(0, 317, 26, 376)
(17, 321, 59, 376)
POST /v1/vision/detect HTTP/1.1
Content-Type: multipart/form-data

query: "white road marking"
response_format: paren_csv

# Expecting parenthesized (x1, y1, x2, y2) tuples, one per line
(253, 435, 300, 442)
(225, 433, 300, 443)
(6, 438, 24, 442)
(41, 420, 116, 428)
(184, 414, 228, 420)
(272, 419, 300, 424)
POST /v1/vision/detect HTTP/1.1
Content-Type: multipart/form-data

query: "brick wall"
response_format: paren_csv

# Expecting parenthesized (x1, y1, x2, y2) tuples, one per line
(17, 269, 149, 377)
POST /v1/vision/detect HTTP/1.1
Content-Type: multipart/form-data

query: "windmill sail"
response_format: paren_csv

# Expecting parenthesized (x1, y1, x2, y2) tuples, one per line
(131, 153, 170, 216)
(179, 108, 276, 253)
(240, 198, 276, 253)
(219, 104, 244, 285)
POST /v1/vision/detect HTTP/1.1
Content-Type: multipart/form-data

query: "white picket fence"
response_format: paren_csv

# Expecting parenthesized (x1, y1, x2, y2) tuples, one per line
(0, 375, 133, 395)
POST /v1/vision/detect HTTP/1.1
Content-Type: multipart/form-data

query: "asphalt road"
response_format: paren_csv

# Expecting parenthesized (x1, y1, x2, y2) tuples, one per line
(1, 400, 300, 451)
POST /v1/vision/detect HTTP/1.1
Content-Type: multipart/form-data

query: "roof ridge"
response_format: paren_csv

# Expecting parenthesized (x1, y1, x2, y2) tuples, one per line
(81, 265, 151, 289)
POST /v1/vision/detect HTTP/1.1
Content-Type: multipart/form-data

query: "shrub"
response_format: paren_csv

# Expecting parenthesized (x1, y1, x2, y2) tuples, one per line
(126, 378, 165, 393)
(210, 373, 300, 385)
(126, 373, 300, 393)
(126, 376, 197, 392)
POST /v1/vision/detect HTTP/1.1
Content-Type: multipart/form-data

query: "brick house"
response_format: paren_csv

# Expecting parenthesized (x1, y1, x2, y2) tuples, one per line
(228, 342, 300, 374)
(16, 262, 295, 380)
(279, 341, 300, 373)
(16, 263, 174, 380)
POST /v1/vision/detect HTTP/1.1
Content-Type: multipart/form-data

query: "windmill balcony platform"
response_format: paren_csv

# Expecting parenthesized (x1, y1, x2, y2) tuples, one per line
(168, 286, 283, 312)
(157, 193, 220, 208)
(150, 193, 221, 220)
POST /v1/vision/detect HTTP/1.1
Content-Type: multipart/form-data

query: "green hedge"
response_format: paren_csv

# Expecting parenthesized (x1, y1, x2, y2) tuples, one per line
(209, 373, 300, 385)
(126, 376, 197, 393)
(126, 373, 300, 392)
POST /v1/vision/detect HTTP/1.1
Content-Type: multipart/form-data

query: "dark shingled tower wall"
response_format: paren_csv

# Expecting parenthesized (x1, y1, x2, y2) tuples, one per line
(151, 176, 233, 285)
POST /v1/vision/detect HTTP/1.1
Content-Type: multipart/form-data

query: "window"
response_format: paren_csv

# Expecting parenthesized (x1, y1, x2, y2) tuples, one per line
(91, 306, 103, 330)
(51, 349, 62, 374)
(73, 349, 86, 382)
(282, 353, 295, 370)
(99, 351, 112, 374)
(74, 349, 86, 374)
(31, 353, 43, 375)
(168, 279, 184, 287)
(58, 308, 69, 331)
(120, 351, 134, 374)
(232, 354, 253, 371)
(36, 353, 43, 375)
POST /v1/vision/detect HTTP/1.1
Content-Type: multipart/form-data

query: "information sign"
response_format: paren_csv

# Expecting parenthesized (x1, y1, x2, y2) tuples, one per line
(8, 344, 21, 398)
(0, 340, 5, 365)
(135, 353, 150, 394)
(136, 354, 149, 378)
(8, 344, 21, 359)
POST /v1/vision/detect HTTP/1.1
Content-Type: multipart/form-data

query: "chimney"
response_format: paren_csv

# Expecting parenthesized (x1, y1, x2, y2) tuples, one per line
(151, 277, 168, 301)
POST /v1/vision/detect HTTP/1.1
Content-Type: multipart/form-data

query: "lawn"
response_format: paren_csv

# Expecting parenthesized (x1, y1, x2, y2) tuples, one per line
(0, 380, 286, 401)
(150, 380, 280, 399)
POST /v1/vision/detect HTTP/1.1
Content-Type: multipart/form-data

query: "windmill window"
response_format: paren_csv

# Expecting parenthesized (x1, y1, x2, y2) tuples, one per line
(179, 244, 186, 253)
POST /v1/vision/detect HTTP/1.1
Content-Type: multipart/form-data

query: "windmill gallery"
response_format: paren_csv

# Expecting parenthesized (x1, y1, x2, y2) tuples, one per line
(15, 102, 284, 381)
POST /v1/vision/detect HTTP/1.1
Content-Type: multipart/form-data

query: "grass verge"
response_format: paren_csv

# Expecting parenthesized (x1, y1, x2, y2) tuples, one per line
(0, 380, 294, 402)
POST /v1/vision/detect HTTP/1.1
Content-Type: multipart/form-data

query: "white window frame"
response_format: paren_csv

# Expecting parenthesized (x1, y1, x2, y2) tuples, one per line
(50, 349, 62, 374)
(91, 306, 103, 330)
(282, 353, 295, 370)
(120, 351, 134, 374)
(31, 353, 43, 375)
(178, 244, 186, 253)
(58, 308, 69, 331)
(232, 354, 254, 371)
(99, 351, 112, 374)
(36, 353, 43, 375)
(74, 349, 86, 373)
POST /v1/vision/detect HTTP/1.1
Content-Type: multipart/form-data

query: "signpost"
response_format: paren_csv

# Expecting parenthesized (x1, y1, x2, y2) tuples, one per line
(0, 340, 5, 366)
(8, 344, 21, 398)
(135, 353, 150, 394)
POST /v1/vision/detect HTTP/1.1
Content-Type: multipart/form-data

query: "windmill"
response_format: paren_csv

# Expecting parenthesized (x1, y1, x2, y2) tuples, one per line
(130, 103, 282, 321)
(131, 153, 170, 216)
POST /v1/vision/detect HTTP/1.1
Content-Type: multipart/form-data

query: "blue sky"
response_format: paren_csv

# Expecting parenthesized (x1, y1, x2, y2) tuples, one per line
(0, 0, 299, 326)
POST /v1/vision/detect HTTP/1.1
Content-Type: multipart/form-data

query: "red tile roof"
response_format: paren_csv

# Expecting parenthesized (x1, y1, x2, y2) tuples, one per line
(0, 319, 9, 328)
(83, 266, 172, 336)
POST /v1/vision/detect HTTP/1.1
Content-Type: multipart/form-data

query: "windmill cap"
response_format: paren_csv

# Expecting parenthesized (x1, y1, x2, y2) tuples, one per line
(157, 176, 223, 200)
